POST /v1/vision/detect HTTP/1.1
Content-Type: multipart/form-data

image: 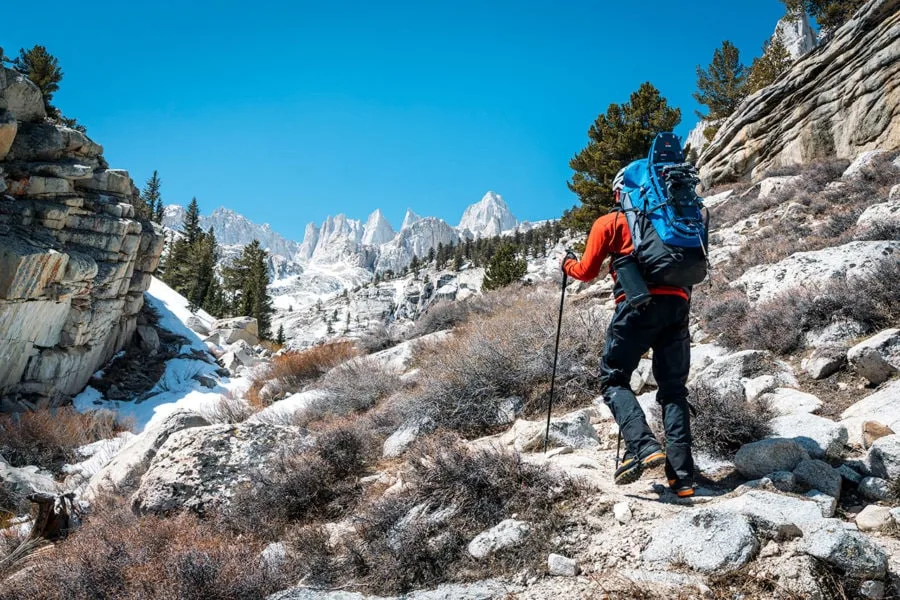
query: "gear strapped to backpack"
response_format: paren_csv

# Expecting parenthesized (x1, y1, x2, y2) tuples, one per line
(615, 132, 709, 290)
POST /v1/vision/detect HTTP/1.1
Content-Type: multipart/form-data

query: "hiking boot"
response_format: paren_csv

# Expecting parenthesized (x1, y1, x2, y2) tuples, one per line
(614, 448, 666, 485)
(668, 479, 695, 498)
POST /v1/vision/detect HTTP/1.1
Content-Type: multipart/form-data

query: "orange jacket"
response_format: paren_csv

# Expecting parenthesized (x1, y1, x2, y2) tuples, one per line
(562, 212, 689, 303)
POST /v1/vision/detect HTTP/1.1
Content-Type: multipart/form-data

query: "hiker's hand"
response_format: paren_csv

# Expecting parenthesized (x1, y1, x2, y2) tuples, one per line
(560, 251, 577, 272)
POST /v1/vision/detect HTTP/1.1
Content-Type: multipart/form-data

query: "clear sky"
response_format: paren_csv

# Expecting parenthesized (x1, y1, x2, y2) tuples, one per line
(6, 0, 787, 242)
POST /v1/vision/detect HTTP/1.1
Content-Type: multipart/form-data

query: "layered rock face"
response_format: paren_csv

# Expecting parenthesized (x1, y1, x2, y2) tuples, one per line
(699, 0, 900, 187)
(0, 66, 165, 402)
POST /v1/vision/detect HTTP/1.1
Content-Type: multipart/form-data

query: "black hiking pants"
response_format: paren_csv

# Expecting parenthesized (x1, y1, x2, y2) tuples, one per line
(600, 294, 694, 484)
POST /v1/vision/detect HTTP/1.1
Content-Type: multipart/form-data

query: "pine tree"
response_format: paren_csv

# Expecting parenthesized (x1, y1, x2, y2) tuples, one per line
(780, 0, 864, 38)
(276, 324, 285, 346)
(482, 244, 527, 291)
(189, 227, 219, 313)
(138, 171, 163, 223)
(222, 240, 273, 340)
(183, 198, 202, 246)
(694, 41, 747, 122)
(13, 46, 62, 117)
(564, 82, 681, 231)
(745, 37, 793, 95)
(409, 255, 420, 274)
(161, 236, 192, 294)
(452, 252, 464, 272)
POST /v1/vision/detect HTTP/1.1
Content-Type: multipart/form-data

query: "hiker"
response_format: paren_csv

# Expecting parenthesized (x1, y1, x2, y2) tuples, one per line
(560, 134, 706, 498)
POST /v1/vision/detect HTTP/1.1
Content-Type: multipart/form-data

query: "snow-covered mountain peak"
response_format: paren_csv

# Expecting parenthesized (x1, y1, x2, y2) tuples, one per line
(401, 209, 422, 230)
(299, 222, 319, 261)
(362, 209, 396, 247)
(162, 204, 300, 260)
(458, 191, 518, 238)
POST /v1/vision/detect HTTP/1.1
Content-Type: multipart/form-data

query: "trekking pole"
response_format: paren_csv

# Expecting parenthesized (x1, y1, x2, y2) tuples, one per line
(544, 254, 573, 453)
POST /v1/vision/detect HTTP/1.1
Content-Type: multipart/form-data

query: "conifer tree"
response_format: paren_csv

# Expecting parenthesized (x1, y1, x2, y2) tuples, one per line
(780, 0, 864, 37)
(183, 198, 202, 246)
(745, 37, 793, 95)
(694, 41, 747, 122)
(276, 324, 285, 346)
(13, 46, 62, 116)
(482, 244, 527, 291)
(564, 82, 681, 231)
(222, 240, 273, 340)
(138, 171, 163, 223)
(162, 236, 192, 294)
(189, 227, 219, 312)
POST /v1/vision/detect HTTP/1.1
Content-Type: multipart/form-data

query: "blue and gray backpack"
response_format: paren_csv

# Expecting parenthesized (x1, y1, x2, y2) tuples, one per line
(616, 132, 709, 288)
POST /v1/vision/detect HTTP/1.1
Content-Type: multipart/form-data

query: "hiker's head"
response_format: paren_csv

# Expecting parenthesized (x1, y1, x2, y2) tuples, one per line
(613, 168, 626, 203)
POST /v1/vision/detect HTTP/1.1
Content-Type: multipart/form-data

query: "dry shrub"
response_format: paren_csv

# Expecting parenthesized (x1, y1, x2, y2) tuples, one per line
(408, 285, 606, 435)
(855, 221, 900, 241)
(761, 163, 803, 178)
(246, 341, 357, 407)
(0, 407, 131, 472)
(710, 156, 852, 229)
(407, 300, 472, 338)
(357, 323, 402, 354)
(0, 498, 290, 600)
(712, 154, 898, 282)
(688, 383, 774, 458)
(710, 260, 900, 355)
(304, 358, 405, 423)
(227, 417, 378, 538)
(694, 286, 750, 348)
(285, 433, 576, 594)
(197, 394, 254, 424)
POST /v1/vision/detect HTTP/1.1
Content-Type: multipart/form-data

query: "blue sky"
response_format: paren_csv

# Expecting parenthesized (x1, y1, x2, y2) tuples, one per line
(6, 0, 787, 241)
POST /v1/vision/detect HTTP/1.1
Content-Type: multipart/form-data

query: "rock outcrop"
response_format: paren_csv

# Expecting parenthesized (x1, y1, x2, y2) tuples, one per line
(0, 65, 165, 402)
(699, 0, 900, 186)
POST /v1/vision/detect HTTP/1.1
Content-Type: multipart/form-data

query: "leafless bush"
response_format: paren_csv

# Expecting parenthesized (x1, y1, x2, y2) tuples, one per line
(318, 358, 404, 414)
(761, 164, 803, 178)
(687, 383, 774, 458)
(197, 395, 254, 424)
(246, 341, 357, 407)
(855, 221, 900, 242)
(228, 418, 378, 538)
(407, 285, 606, 435)
(0, 407, 132, 473)
(285, 433, 576, 594)
(707, 260, 900, 355)
(407, 300, 472, 338)
(738, 290, 816, 355)
(0, 499, 291, 600)
(357, 323, 402, 354)
(694, 287, 749, 348)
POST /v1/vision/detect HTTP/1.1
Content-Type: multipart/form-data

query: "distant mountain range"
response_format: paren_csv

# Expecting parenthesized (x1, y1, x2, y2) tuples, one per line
(163, 191, 536, 279)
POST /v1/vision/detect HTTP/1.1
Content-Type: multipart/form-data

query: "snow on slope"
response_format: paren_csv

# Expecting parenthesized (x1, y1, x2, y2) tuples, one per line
(74, 278, 242, 431)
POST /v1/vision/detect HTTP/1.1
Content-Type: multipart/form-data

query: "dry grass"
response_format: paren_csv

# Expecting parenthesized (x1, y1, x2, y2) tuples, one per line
(246, 341, 357, 407)
(0, 498, 291, 600)
(407, 285, 608, 435)
(0, 407, 132, 472)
